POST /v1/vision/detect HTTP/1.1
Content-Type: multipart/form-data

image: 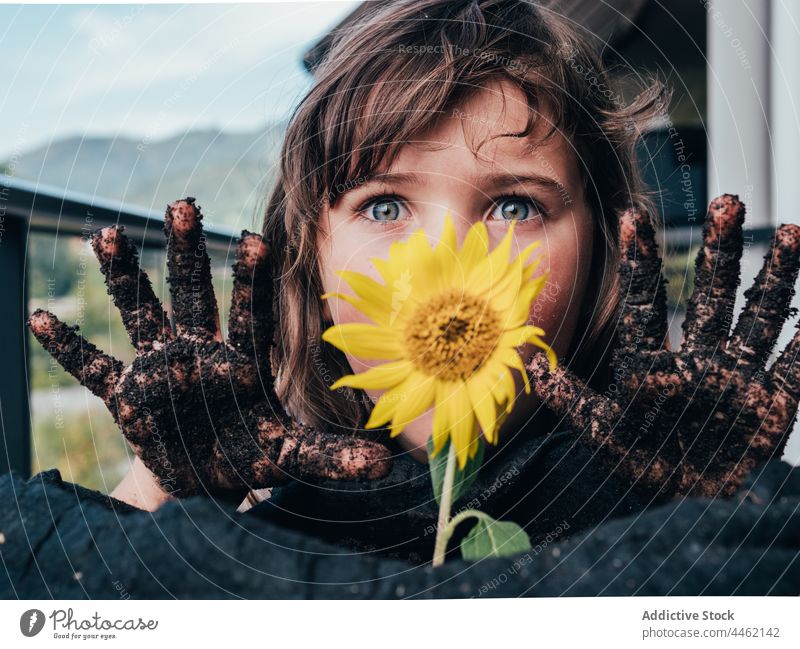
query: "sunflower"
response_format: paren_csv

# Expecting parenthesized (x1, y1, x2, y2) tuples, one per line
(321, 212, 557, 470)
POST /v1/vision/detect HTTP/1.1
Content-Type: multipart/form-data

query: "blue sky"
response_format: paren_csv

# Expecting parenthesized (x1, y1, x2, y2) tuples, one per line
(0, 2, 359, 160)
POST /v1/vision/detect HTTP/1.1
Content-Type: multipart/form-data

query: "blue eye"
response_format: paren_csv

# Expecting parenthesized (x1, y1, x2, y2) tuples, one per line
(490, 197, 543, 222)
(371, 199, 401, 221)
(358, 196, 409, 224)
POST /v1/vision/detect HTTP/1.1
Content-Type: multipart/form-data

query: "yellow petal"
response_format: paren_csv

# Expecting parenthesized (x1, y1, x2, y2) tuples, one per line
(468, 427, 481, 458)
(329, 360, 413, 391)
(389, 372, 437, 437)
(504, 366, 519, 411)
(364, 379, 409, 429)
(321, 291, 389, 327)
(517, 240, 542, 267)
(507, 274, 548, 328)
(459, 221, 489, 271)
(467, 219, 517, 294)
(529, 334, 558, 370)
(435, 210, 458, 257)
(495, 346, 531, 395)
(485, 365, 509, 412)
(375, 234, 428, 295)
(466, 372, 498, 444)
(364, 369, 433, 430)
(488, 229, 527, 302)
(521, 245, 545, 282)
(522, 269, 547, 293)
(449, 380, 474, 470)
(487, 258, 523, 314)
(435, 245, 461, 291)
(371, 256, 396, 286)
(321, 323, 404, 359)
(335, 270, 389, 305)
(407, 230, 446, 296)
(489, 364, 518, 413)
(498, 325, 543, 350)
(431, 380, 455, 457)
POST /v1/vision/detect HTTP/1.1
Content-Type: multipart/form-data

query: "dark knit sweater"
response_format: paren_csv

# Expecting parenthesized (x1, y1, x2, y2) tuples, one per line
(1, 426, 799, 598)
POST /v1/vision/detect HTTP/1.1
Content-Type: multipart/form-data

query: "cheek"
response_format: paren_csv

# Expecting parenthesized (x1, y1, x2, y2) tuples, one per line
(527, 264, 578, 336)
(517, 219, 593, 363)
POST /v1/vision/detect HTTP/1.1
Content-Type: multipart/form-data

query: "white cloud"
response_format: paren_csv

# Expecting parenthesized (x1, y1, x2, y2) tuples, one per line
(0, 2, 358, 159)
(65, 3, 356, 95)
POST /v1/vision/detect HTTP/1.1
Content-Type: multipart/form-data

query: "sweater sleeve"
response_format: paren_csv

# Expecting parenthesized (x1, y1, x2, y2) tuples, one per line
(1, 459, 799, 598)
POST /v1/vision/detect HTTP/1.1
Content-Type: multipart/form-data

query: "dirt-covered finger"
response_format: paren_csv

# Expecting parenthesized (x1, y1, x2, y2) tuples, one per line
(681, 194, 745, 351)
(728, 223, 800, 367)
(227, 230, 275, 370)
(209, 407, 392, 488)
(617, 205, 669, 351)
(284, 427, 393, 481)
(767, 318, 800, 404)
(91, 225, 172, 351)
(164, 197, 221, 341)
(27, 309, 124, 405)
(525, 351, 621, 436)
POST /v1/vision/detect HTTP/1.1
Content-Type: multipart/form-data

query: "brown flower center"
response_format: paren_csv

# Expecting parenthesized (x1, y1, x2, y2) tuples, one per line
(404, 289, 501, 381)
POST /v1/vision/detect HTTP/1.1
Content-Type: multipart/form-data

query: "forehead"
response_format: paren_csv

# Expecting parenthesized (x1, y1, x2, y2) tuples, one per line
(383, 80, 580, 185)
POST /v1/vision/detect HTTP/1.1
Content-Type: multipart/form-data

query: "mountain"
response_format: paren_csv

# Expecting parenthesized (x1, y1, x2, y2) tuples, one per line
(2, 123, 288, 231)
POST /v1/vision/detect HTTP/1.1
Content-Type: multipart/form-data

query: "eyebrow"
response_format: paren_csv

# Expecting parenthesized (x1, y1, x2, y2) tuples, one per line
(352, 170, 568, 195)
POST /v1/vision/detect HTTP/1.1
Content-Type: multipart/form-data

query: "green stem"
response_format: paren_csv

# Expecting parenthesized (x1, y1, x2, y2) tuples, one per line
(431, 442, 493, 566)
(431, 442, 458, 567)
(445, 508, 493, 535)
(432, 508, 492, 566)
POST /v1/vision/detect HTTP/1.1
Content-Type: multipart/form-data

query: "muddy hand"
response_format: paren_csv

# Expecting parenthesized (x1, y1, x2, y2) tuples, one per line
(28, 198, 392, 497)
(525, 194, 800, 503)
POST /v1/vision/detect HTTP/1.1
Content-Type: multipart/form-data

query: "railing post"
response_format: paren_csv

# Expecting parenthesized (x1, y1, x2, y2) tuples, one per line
(0, 208, 31, 478)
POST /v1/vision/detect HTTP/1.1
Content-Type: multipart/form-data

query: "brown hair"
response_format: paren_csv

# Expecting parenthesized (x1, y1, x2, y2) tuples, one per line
(261, 0, 667, 435)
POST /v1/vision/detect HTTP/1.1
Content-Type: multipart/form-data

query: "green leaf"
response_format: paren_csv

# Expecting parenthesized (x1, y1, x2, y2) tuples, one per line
(459, 516, 532, 561)
(427, 437, 484, 507)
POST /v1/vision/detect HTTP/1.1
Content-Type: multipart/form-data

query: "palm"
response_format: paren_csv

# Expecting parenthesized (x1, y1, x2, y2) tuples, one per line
(29, 198, 391, 498)
(526, 194, 800, 503)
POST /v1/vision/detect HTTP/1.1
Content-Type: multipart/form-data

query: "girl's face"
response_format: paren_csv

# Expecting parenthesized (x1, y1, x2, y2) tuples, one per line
(317, 80, 594, 462)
